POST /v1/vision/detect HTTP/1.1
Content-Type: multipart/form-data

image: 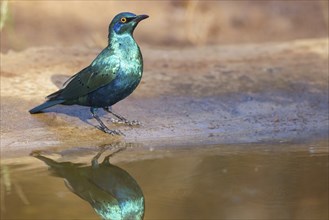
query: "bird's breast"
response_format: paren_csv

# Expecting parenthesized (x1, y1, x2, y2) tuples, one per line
(84, 35, 144, 107)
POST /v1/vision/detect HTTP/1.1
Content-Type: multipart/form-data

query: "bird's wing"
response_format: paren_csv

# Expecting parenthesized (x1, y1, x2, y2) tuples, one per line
(53, 49, 120, 100)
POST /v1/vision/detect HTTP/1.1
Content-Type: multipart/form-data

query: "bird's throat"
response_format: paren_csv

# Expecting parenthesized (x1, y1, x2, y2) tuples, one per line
(109, 33, 143, 76)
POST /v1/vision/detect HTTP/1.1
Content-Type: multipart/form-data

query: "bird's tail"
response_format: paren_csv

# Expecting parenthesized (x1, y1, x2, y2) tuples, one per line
(29, 99, 65, 114)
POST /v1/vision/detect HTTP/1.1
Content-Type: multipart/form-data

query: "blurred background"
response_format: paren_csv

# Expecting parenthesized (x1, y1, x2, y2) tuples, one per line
(1, 0, 328, 52)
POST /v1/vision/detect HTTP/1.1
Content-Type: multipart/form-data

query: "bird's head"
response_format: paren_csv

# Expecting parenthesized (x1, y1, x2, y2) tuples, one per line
(109, 12, 149, 36)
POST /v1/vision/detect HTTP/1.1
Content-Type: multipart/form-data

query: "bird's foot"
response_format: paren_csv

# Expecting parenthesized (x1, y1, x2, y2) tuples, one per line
(97, 125, 125, 136)
(91, 107, 125, 136)
(110, 118, 141, 126)
(103, 107, 141, 126)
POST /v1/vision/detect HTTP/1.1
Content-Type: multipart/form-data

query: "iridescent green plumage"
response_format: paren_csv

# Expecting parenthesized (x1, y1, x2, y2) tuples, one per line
(31, 148, 145, 220)
(29, 12, 148, 135)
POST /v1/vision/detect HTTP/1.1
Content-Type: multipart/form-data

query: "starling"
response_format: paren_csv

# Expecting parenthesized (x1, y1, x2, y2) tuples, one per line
(31, 147, 145, 219)
(29, 12, 149, 135)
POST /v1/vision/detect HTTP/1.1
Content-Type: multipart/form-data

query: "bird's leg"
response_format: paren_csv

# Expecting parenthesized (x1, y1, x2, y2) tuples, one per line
(91, 147, 108, 168)
(102, 146, 127, 165)
(90, 107, 124, 136)
(103, 106, 141, 126)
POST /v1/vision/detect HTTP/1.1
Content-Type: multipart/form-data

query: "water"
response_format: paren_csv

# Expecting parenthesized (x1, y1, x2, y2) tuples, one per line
(1, 142, 328, 220)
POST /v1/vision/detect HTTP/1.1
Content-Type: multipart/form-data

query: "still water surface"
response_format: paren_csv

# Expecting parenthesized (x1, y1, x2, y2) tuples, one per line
(1, 142, 328, 219)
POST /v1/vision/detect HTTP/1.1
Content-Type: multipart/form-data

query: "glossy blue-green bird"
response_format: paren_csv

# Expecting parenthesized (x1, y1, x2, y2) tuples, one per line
(31, 147, 145, 220)
(29, 12, 148, 135)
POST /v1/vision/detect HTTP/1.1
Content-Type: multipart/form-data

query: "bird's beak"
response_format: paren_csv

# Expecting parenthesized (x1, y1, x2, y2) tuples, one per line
(134, 14, 149, 23)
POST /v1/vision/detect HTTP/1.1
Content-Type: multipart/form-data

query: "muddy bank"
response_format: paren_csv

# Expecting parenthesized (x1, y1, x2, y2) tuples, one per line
(1, 38, 328, 156)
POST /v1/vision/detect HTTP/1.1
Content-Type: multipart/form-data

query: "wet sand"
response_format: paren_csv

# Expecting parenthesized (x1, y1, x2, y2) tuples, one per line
(1, 38, 328, 156)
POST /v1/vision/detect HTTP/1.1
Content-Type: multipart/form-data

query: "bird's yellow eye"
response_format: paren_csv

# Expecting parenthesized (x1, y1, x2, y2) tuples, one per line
(120, 17, 127, 23)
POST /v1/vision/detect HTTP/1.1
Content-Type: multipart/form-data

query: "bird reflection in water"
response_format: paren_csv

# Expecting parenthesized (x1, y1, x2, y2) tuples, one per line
(31, 147, 145, 220)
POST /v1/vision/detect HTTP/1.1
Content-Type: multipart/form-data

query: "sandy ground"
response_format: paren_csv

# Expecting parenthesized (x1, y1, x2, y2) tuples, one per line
(1, 38, 328, 156)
